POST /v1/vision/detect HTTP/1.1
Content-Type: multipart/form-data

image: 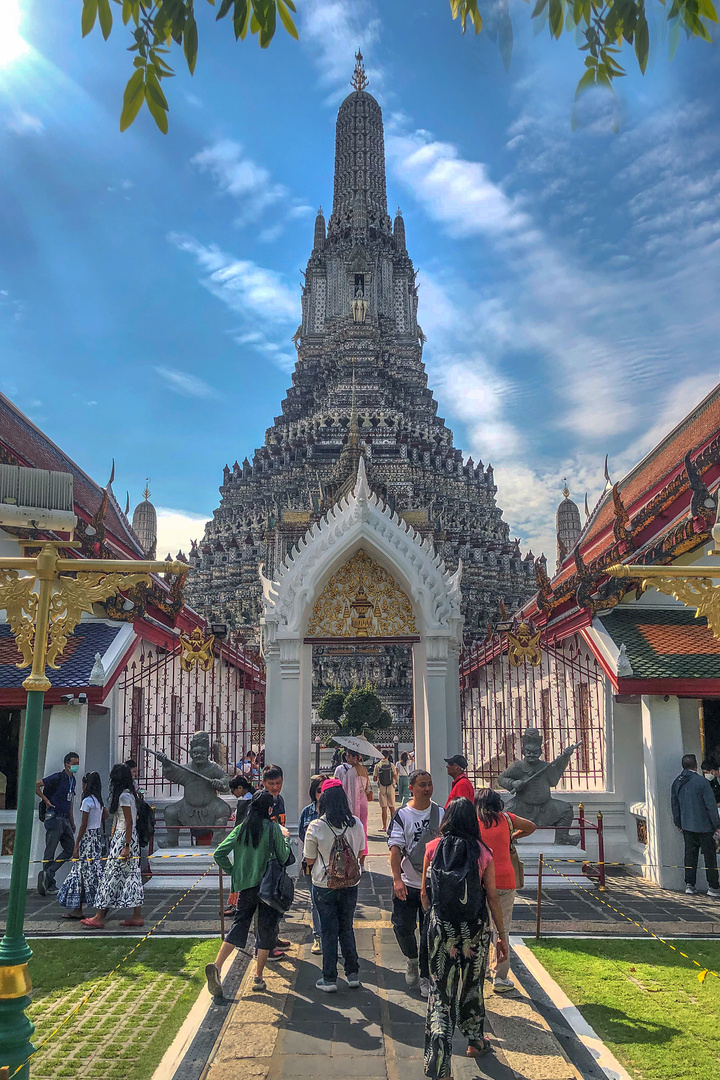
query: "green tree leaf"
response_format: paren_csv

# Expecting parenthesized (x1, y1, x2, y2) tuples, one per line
(97, 0, 113, 40)
(634, 10, 649, 71)
(184, 12, 198, 73)
(277, 0, 298, 40)
(81, 0, 98, 37)
(119, 68, 145, 131)
(145, 86, 169, 133)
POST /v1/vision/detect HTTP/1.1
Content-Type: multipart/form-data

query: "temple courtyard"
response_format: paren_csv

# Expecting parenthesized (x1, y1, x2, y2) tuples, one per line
(9, 803, 720, 1080)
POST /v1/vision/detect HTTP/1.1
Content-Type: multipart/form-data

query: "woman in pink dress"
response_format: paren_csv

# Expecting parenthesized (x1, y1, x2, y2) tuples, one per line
(334, 751, 371, 856)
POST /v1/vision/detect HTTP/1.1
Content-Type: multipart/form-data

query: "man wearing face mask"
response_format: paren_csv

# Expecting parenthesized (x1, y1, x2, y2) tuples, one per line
(36, 752, 79, 896)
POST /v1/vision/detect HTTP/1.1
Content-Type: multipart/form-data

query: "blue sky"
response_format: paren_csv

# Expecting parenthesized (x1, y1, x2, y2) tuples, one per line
(1, 0, 720, 561)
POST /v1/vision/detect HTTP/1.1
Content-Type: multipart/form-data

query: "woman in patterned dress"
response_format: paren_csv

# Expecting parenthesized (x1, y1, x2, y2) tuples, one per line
(57, 771, 108, 919)
(81, 764, 144, 929)
(420, 798, 508, 1077)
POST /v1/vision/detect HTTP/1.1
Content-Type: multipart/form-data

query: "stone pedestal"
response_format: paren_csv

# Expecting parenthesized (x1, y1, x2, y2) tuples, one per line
(516, 834, 589, 890)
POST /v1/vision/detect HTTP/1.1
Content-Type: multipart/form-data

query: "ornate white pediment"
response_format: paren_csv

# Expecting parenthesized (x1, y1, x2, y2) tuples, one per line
(260, 458, 462, 640)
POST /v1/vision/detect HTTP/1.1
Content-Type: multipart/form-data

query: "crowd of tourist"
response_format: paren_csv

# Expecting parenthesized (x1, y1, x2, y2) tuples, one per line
(205, 750, 537, 1079)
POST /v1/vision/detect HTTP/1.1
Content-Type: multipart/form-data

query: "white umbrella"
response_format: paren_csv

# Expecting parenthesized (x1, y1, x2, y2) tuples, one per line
(331, 734, 384, 759)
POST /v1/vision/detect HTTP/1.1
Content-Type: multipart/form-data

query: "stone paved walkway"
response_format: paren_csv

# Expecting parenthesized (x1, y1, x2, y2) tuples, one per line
(200, 807, 584, 1080)
(7, 863, 720, 938)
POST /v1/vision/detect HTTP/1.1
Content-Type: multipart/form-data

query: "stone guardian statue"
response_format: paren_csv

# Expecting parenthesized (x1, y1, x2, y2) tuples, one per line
(498, 728, 582, 845)
(147, 731, 231, 847)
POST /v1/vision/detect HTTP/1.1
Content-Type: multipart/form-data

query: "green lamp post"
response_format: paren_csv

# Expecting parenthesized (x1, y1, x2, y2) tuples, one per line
(0, 539, 184, 1077)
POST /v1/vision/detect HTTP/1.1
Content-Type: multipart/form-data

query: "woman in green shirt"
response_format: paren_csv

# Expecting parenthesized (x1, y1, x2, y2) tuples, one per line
(206, 789, 291, 995)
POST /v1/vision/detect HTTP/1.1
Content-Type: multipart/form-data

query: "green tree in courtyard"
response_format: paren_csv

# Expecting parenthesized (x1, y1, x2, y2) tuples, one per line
(78, 0, 717, 134)
(342, 683, 385, 736)
(317, 687, 345, 729)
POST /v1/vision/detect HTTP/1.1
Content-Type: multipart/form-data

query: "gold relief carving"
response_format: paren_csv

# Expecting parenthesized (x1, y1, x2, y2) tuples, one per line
(180, 627, 215, 671)
(46, 573, 150, 668)
(306, 549, 417, 638)
(0, 570, 38, 668)
(399, 510, 428, 526)
(282, 511, 312, 524)
(506, 621, 542, 667)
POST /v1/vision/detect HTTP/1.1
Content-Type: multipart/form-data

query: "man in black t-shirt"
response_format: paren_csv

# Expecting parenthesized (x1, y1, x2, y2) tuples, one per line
(35, 752, 79, 895)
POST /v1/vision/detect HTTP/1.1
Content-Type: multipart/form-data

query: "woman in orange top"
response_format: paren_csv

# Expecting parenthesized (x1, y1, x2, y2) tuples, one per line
(475, 788, 536, 990)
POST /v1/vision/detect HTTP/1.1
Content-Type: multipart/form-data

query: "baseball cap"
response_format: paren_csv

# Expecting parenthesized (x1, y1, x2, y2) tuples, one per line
(444, 754, 468, 769)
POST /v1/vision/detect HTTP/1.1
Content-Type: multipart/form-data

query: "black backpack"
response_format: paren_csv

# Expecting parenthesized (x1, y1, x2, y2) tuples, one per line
(378, 761, 394, 787)
(430, 836, 486, 925)
(136, 799, 155, 847)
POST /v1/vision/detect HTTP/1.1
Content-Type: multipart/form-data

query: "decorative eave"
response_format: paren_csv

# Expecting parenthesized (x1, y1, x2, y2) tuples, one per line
(260, 457, 463, 639)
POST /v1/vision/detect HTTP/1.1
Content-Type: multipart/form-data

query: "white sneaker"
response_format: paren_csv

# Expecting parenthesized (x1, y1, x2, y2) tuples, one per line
(685, 885, 697, 895)
(347, 974, 361, 989)
(419, 977, 431, 999)
(493, 977, 514, 992)
(316, 978, 338, 993)
(405, 959, 419, 988)
(708, 887, 720, 899)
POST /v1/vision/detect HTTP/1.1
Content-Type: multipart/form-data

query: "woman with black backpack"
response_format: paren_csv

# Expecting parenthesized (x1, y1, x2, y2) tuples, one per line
(420, 797, 508, 1075)
(303, 779, 366, 993)
(206, 789, 291, 996)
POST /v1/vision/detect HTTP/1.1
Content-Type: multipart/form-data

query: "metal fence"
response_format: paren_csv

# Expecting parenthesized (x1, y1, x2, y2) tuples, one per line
(117, 633, 266, 796)
(460, 632, 606, 791)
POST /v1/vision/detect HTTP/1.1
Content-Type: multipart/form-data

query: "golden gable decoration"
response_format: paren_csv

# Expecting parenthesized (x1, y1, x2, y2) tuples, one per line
(306, 549, 417, 638)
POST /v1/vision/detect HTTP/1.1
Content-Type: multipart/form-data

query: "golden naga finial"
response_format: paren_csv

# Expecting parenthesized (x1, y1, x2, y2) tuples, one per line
(143, 478, 151, 501)
(351, 49, 368, 91)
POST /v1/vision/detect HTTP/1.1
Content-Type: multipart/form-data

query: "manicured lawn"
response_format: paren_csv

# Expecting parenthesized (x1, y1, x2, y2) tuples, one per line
(527, 939, 720, 1080)
(26, 938, 219, 1080)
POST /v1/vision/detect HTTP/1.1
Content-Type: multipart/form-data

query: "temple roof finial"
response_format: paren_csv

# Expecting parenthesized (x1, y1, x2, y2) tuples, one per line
(143, 478, 151, 501)
(351, 49, 368, 92)
(562, 477, 570, 499)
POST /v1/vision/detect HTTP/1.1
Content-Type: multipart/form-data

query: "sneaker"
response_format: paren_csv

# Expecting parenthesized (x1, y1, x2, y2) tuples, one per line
(493, 977, 514, 992)
(205, 963, 223, 998)
(708, 887, 720, 899)
(45, 880, 58, 894)
(275, 938, 291, 949)
(405, 959, 419, 988)
(685, 885, 697, 895)
(311, 936, 322, 955)
(37, 871, 46, 897)
(347, 973, 361, 989)
(419, 977, 431, 999)
(266, 948, 285, 961)
(252, 976, 267, 992)
(316, 978, 338, 993)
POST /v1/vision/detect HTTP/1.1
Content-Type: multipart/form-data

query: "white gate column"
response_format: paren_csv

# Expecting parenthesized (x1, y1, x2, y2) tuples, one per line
(263, 637, 308, 832)
(414, 636, 462, 801)
(641, 694, 684, 889)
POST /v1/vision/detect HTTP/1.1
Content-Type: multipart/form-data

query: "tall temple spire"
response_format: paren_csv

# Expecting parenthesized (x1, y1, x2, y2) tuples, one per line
(329, 53, 389, 237)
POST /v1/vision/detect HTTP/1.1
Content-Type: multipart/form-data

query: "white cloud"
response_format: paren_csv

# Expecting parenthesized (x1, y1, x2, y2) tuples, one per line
(169, 233, 297, 323)
(169, 233, 299, 371)
(4, 111, 43, 135)
(156, 508, 210, 560)
(154, 366, 218, 399)
(190, 140, 313, 239)
(300, 0, 382, 101)
(387, 129, 529, 239)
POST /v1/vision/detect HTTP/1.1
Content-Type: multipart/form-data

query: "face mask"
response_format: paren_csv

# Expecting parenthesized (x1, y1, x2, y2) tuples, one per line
(69, 764, 79, 774)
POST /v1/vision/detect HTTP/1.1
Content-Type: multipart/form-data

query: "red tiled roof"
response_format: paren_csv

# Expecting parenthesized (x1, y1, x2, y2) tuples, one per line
(0, 391, 145, 557)
(552, 382, 720, 588)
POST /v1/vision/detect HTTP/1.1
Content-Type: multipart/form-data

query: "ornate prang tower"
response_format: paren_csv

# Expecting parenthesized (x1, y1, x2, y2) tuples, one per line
(187, 53, 536, 718)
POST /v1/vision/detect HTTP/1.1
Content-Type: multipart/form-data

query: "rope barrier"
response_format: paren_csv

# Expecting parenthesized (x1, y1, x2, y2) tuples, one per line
(5, 863, 214, 1079)
(542, 861, 719, 984)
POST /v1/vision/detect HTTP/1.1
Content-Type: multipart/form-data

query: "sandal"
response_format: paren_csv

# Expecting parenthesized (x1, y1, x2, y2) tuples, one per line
(119, 918, 144, 927)
(62, 911, 84, 920)
(80, 919, 105, 930)
(466, 1039, 492, 1058)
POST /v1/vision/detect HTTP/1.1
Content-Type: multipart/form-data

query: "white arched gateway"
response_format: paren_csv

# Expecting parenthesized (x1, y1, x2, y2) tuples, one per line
(260, 458, 464, 827)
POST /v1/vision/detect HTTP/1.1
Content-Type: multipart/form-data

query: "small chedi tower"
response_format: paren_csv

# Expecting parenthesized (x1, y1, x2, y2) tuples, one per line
(132, 480, 157, 559)
(186, 53, 536, 715)
(556, 481, 581, 570)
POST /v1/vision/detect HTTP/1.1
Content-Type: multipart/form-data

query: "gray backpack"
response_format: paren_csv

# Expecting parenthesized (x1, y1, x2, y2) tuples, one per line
(395, 803, 441, 871)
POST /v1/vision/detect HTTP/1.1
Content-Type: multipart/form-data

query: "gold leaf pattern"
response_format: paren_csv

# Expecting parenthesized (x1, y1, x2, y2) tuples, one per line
(0, 570, 38, 668)
(46, 572, 151, 668)
(306, 549, 417, 638)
